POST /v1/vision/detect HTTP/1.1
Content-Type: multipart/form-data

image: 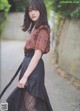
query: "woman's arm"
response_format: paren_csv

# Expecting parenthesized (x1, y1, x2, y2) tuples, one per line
(18, 49, 42, 88)
(24, 50, 42, 78)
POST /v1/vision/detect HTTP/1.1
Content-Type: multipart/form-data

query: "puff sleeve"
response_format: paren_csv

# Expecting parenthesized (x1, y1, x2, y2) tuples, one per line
(35, 28, 50, 54)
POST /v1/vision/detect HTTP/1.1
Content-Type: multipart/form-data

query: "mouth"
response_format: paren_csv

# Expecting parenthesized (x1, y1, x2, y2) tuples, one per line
(32, 16, 36, 19)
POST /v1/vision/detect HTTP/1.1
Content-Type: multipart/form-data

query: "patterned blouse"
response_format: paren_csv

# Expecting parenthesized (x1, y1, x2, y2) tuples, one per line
(24, 25, 50, 54)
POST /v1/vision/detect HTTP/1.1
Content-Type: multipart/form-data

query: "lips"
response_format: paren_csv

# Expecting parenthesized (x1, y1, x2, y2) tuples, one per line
(32, 16, 36, 19)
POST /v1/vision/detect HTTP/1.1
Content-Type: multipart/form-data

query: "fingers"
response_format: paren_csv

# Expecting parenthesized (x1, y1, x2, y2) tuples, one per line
(18, 82, 25, 88)
(17, 77, 27, 88)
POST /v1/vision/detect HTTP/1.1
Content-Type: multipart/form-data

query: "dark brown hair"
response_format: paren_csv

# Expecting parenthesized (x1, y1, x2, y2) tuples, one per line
(22, 0, 49, 33)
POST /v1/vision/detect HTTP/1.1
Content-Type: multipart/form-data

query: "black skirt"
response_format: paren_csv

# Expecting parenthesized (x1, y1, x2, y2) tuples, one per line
(6, 51, 53, 111)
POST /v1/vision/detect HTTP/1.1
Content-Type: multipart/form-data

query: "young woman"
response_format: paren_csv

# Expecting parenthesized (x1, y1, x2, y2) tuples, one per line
(6, 0, 53, 111)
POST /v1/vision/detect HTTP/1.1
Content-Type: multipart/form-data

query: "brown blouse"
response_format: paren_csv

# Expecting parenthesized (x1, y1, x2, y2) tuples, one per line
(24, 25, 50, 54)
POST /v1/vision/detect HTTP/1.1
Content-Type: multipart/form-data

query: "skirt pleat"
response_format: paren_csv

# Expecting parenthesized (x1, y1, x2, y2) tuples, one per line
(6, 52, 53, 111)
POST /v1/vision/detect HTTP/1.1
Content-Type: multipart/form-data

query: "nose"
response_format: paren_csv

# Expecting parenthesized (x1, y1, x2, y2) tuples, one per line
(31, 10, 35, 15)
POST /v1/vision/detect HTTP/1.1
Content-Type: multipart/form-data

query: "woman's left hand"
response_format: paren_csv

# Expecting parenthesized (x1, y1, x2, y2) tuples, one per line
(18, 76, 27, 88)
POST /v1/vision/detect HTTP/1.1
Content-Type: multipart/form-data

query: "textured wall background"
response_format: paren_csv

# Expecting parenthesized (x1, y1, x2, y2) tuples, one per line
(1, 13, 29, 41)
(57, 19, 80, 79)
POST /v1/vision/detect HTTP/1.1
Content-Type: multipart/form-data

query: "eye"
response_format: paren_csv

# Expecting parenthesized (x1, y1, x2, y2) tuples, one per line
(29, 9, 32, 12)
(34, 8, 37, 11)
(29, 9, 37, 13)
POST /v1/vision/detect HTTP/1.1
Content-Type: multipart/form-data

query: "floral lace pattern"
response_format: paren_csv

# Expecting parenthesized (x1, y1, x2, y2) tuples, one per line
(24, 25, 50, 54)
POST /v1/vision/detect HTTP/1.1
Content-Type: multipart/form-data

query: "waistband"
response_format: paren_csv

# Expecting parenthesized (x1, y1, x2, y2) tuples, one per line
(24, 50, 34, 57)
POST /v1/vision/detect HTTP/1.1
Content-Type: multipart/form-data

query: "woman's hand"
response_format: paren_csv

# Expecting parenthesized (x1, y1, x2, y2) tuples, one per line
(18, 76, 27, 88)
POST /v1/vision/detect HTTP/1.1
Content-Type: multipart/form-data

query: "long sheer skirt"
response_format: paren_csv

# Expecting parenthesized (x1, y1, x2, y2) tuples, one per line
(6, 51, 53, 111)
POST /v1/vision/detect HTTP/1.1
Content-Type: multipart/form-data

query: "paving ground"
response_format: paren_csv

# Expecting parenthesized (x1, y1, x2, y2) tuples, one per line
(0, 41, 80, 111)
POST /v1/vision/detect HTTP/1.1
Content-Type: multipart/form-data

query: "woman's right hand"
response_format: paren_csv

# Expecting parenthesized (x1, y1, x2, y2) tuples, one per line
(18, 76, 27, 88)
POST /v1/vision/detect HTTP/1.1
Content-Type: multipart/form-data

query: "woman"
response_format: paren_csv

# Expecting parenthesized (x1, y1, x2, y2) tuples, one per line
(6, 0, 53, 111)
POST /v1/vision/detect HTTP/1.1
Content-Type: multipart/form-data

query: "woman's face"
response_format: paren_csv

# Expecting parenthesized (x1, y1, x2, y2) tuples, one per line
(29, 8, 40, 22)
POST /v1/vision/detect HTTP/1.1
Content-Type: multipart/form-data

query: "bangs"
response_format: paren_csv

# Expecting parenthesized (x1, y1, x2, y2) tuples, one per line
(28, 0, 40, 11)
(28, 5, 36, 11)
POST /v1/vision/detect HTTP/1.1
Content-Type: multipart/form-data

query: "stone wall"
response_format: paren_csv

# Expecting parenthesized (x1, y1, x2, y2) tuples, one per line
(55, 19, 80, 80)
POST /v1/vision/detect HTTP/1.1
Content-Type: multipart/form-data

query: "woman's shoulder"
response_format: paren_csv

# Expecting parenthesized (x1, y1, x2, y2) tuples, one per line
(32, 25, 50, 38)
(37, 25, 50, 34)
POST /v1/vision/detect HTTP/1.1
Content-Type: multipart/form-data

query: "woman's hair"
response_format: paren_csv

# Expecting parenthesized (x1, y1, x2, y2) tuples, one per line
(22, 0, 49, 33)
